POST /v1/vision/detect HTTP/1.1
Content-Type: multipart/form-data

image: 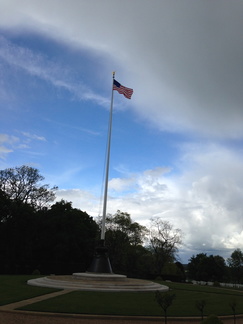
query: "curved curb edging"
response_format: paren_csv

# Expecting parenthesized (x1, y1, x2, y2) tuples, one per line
(27, 275, 168, 292)
(1, 309, 243, 324)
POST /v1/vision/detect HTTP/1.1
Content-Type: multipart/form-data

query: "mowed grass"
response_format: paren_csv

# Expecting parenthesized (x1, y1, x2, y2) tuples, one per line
(162, 282, 243, 317)
(0, 275, 59, 306)
(17, 279, 243, 317)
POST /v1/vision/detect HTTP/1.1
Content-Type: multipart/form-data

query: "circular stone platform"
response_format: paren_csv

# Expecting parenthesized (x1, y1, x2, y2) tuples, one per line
(27, 273, 168, 292)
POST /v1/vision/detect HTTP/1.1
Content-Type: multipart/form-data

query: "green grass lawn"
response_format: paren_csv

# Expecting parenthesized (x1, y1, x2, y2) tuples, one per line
(12, 278, 243, 317)
(0, 275, 59, 306)
(0, 276, 242, 317)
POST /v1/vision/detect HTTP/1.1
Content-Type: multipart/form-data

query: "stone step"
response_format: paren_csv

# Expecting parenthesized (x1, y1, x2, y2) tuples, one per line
(27, 275, 168, 292)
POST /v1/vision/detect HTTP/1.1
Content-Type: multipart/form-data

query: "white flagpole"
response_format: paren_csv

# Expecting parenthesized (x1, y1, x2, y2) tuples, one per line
(101, 72, 115, 241)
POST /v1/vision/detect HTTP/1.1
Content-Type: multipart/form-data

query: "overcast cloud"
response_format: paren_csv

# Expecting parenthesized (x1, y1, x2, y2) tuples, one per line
(0, 0, 243, 262)
(1, 0, 242, 137)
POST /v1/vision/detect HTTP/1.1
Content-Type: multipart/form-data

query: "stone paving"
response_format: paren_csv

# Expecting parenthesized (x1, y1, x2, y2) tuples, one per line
(27, 274, 168, 292)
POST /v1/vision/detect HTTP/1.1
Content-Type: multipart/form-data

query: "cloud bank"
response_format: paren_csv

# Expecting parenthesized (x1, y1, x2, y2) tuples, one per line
(56, 142, 243, 262)
(1, 0, 242, 138)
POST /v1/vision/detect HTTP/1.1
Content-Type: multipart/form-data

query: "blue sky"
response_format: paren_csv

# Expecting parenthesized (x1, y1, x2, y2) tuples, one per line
(0, 0, 243, 263)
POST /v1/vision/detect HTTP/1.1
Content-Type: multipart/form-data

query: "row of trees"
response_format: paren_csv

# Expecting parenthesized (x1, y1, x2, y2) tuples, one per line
(1, 165, 243, 284)
(0, 165, 184, 278)
(188, 250, 243, 284)
(0, 194, 99, 274)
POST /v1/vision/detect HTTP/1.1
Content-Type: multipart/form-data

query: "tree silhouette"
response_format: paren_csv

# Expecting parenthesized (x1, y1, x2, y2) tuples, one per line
(229, 300, 237, 324)
(149, 218, 182, 277)
(0, 165, 57, 209)
(155, 290, 176, 324)
(196, 299, 207, 321)
(227, 249, 243, 284)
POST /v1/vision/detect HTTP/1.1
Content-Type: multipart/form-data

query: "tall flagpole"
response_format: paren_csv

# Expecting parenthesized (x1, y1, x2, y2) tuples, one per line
(87, 73, 132, 273)
(101, 71, 115, 241)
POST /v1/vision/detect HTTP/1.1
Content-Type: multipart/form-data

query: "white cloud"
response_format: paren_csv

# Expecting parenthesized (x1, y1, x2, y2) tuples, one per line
(55, 189, 100, 215)
(0, 132, 48, 160)
(224, 231, 243, 250)
(0, 134, 18, 145)
(0, 146, 13, 159)
(0, 36, 109, 107)
(0, 134, 19, 158)
(109, 177, 136, 193)
(55, 143, 243, 261)
(22, 132, 46, 142)
(0, 1, 242, 138)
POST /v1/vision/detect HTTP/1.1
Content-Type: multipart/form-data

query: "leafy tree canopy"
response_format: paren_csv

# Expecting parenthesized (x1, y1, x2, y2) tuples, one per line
(0, 165, 57, 209)
(105, 210, 148, 246)
(227, 248, 243, 283)
(188, 253, 227, 282)
(148, 218, 183, 276)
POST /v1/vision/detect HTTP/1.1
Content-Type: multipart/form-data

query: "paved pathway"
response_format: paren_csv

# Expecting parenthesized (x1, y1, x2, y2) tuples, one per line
(0, 289, 73, 311)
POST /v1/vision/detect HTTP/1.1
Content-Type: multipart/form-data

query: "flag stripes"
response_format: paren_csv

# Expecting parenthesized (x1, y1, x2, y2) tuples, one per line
(113, 79, 133, 99)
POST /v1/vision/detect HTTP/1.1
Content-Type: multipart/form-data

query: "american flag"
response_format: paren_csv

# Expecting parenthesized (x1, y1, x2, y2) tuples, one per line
(113, 79, 133, 99)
